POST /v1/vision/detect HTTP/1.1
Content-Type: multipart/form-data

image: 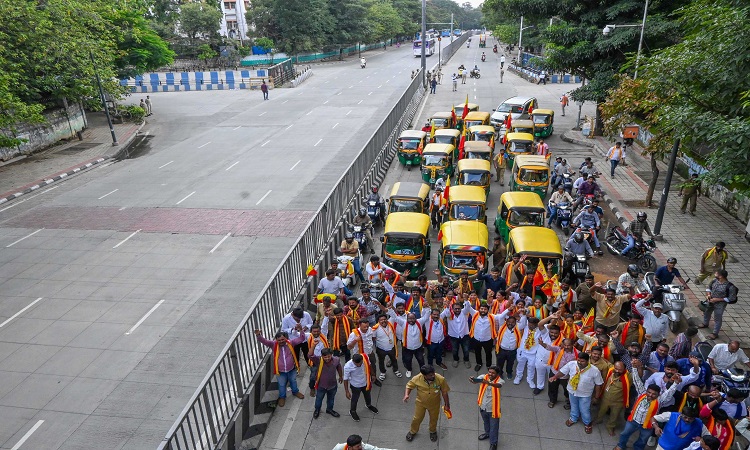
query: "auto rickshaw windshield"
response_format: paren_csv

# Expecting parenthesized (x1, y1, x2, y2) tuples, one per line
(423, 154, 448, 166)
(510, 141, 533, 152)
(444, 250, 479, 269)
(461, 172, 490, 185)
(473, 133, 492, 142)
(431, 118, 449, 127)
(519, 168, 548, 183)
(433, 135, 454, 145)
(509, 209, 544, 226)
(452, 205, 481, 220)
(400, 139, 421, 149)
(533, 115, 550, 124)
(390, 199, 422, 213)
(385, 237, 424, 255)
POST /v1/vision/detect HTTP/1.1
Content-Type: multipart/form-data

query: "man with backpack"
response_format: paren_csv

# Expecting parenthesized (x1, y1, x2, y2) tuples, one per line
(700, 269, 738, 340)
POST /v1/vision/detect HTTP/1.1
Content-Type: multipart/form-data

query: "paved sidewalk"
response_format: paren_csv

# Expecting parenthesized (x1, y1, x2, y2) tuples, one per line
(0, 112, 143, 203)
(563, 130, 750, 343)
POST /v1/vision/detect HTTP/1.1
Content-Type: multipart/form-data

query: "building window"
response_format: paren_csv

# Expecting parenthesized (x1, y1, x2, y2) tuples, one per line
(227, 20, 238, 31)
(224, 2, 236, 10)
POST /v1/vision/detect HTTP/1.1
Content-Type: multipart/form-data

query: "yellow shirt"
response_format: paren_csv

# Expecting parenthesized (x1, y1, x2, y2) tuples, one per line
(593, 292, 628, 327)
(406, 373, 450, 406)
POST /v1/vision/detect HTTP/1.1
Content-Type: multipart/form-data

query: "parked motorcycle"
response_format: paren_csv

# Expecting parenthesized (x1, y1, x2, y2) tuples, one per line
(336, 255, 357, 290)
(349, 223, 370, 253)
(604, 225, 657, 272)
(644, 271, 688, 333)
(549, 201, 572, 235)
(695, 341, 750, 395)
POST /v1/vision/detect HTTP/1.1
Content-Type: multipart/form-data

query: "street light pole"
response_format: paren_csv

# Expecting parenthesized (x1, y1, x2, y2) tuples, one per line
(634, 0, 649, 79)
(653, 138, 680, 237)
(517, 15, 523, 65)
(421, 0, 427, 89)
(89, 51, 118, 146)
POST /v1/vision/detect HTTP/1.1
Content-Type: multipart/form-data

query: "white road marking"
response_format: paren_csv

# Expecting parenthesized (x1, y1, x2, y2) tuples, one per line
(386, 79, 390, 84)
(259, 112, 267, 116)
(113, 229, 141, 249)
(289, 160, 301, 171)
(306, 111, 313, 116)
(368, 92, 373, 96)
(98, 189, 118, 200)
(225, 161, 239, 171)
(348, 85, 354, 89)
(378, 85, 382, 88)
(119, 207, 127, 211)
(337, 92, 342, 95)
(474, 95, 477, 100)
(0, 298, 43, 328)
(314, 139, 323, 147)
(233, 125, 243, 130)
(283, 100, 288, 104)
(198, 141, 211, 149)
(6, 229, 44, 248)
(273, 397, 302, 449)
(10, 419, 44, 450)
(324, 81, 329, 84)
(0, 186, 58, 212)
(324, 100, 329, 104)
(332, 123, 339, 129)
(125, 299, 165, 335)
(358, 100, 363, 104)
(256, 190, 272, 205)
(209, 233, 231, 254)
(261, 140, 271, 147)
(158, 161, 173, 169)
(285, 124, 293, 131)
(347, 110, 352, 115)
(176, 191, 195, 205)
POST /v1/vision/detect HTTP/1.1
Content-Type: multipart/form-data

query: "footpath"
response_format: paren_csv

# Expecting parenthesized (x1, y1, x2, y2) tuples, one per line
(0, 112, 143, 205)
(562, 131, 750, 344)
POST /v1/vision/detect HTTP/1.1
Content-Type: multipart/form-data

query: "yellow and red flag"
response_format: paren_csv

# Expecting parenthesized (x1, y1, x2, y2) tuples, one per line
(451, 105, 457, 127)
(314, 293, 337, 304)
(532, 259, 549, 287)
(429, 123, 436, 142)
(461, 94, 469, 120)
(306, 264, 318, 277)
(458, 132, 466, 160)
(442, 177, 451, 201)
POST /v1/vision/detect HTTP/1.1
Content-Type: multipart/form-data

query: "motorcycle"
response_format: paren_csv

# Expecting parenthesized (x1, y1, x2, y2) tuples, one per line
(604, 225, 657, 272)
(470, 69, 481, 79)
(493, 45, 498, 53)
(573, 225, 598, 248)
(644, 272, 688, 333)
(360, 59, 366, 69)
(560, 172, 574, 194)
(481, 55, 486, 62)
(549, 201, 572, 235)
(366, 199, 383, 226)
(695, 342, 750, 395)
(369, 280, 385, 304)
(564, 251, 590, 287)
(349, 223, 370, 253)
(336, 255, 357, 290)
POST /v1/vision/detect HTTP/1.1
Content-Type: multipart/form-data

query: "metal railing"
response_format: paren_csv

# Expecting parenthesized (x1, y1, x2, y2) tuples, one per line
(158, 69, 425, 450)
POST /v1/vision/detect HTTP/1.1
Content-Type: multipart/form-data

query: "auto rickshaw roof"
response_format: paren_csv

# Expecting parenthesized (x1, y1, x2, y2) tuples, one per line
(400, 130, 427, 139)
(514, 155, 550, 169)
(423, 143, 455, 155)
(434, 129, 461, 137)
(464, 111, 491, 121)
(532, 109, 555, 116)
(384, 212, 431, 236)
(390, 182, 431, 199)
(511, 120, 534, 128)
(457, 159, 492, 171)
(431, 112, 452, 119)
(439, 221, 489, 248)
(508, 226, 563, 258)
(499, 191, 545, 210)
(466, 103, 480, 111)
(505, 132, 535, 142)
(463, 141, 492, 152)
(469, 125, 496, 134)
(448, 185, 487, 203)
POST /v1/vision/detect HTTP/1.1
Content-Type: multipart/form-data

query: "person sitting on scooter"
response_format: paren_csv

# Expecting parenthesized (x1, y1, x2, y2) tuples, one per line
(341, 232, 366, 283)
(580, 160, 599, 179)
(481, 52, 486, 61)
(367, 187, 386, 222)
(572, 175, 601, 210)
(616, 264, 648, 296)
(573, 204, 603, 255)
(547, 186, 574, 228)
(551, 156, 563, 186)
(654, 257, 689, 288)
(352, 207, 375, 253)
(620, 211, 653, 258)
(565, 232, 594, 260)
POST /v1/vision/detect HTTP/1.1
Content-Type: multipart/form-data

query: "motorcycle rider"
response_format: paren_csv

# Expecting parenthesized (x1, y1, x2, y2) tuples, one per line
(366, 187, 385, 224)
(580, 160, 599, 179)
(654, 257, 689, 287)
(616, 264, 648, 295)
(481, 52, 486, 62)
(572, 175, 602, 210)
(341, 232, 366, 283)
(564, 232, 594, 281)
(620, 212, 654, 258)
(360, 57, 366, 68)
(552, 159, 574, 189)
(572, 204, 603, 255)
(547, 185, 574, 228)
(352, 207, 375, 253)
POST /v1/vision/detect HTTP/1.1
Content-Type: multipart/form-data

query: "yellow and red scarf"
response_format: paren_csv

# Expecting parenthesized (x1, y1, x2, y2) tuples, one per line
(495, 323, 522, 352)
(361, 353, 372, 390)
(621, 322, 645, 346)
(560, 290, 575, 311)
(307, 334, 330, 366)
(272, 341, 298, 375)
(405, 296, 425, 313)
(469, 313, 496, 339)
(314, 356, 333, 389)
(704, 415, 734, 450)
(477, 374, 502, 418)
(346, 306, 361, 322)
(677, 394, 703, 413)
(331, 317, 352, 350)
(561, 322, 580, 340)
(528, 305, 548, 320)
(603, 367, 631, 407)
(425, 319, 444, 344)
(373, 321, 398, 356)
(628, 394, 659, 428)
(551, 347, 577, 370)
(352, 328, 367, 354)
(402, 322, 423, 348)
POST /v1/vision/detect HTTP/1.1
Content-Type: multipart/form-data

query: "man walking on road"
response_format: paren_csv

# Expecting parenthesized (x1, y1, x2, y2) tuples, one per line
(452, 73, 458, 91)
(696, 242, 728, 285)
(607, 142, 624, 177)
(261, 80, 269, 100)
(343, 353, 379, 421)
(404, 365, 451, 443)
(493, 148, 507, 185)
(701, 269, 739, 339)
(145, 95, 152, 115)
(470, 365, 505, 450)
(678, 173, 701, 215)
(430, 77, 437, 94)
(500, 54, 506, 68)
(560, 93, 569, 116)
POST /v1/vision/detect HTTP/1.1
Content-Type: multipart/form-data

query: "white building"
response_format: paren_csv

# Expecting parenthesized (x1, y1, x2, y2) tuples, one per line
(220, 1, 251, 44)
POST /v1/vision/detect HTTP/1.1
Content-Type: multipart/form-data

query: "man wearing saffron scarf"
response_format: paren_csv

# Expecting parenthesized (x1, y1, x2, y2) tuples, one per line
(465, 302, 509, 372)
(347, 318, 382, 387)
(639, 359, 701, 411)
(254, 329, 306, 407)
(470, 365, 505, 450)
(327, 308, 356, 362)
(614, 375, 678, 450)
(551, 352, 603, 434)
(700, 398, 736, 450)
(331, 434, 397, 450)
(372, 313, 402, 380)
(310, 348, 343, 419)
(281, 307, 314, 366)
(542, 337, 579, 410)
(343, 353, 379, 422)
(389, 309, 429, 378)
(440, 300, 472, 368)
(595, 361, 631, 436)
(532, 312, 563, 395)
(514, 315, 539, 387)
(615, 313, 647, 348)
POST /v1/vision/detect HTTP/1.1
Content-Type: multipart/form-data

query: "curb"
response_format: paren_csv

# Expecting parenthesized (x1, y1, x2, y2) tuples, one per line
(0, 121, 145, 206)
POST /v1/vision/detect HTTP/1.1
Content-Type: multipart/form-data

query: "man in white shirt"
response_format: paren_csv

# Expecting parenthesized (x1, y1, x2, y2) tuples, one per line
(707, 341, 750, 372)
(607, 142, 624, 177)
(573, 175, 586, 195)
(343, 353, 379, 422)
(636, 299, 669, 344)
(365, 255, 399, 283)
(495, 311, 526, 379)
(533, 313, 563, 394)
(318, 269, 346, 303)
(441, 301, 472, 368)
(500, 54, 506, 68)
(347, 318, 381, 387)
(465, 302, 509, 372)
(332, 434, 396, 450)
(389, 309, 428, 377)
(515, 315, 540, 387)
(281, 307, 314, 365)
(550, 353, 603, 432)
(422, 308, 447, 369)
(547, 186, 574, 227)
(372, 313, 401, 380)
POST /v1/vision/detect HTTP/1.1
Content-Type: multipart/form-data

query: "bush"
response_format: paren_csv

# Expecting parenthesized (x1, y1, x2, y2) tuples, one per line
(121, 105, 146, 123)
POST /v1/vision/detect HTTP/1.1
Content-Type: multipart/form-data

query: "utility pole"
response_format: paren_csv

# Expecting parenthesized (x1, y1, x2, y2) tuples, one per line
(421, 0, 427, 89)
(90, 51, 118, 146)
(450, 13, 454, 44)
(653, 139, 680, 237)
(517, 15, 523, 65)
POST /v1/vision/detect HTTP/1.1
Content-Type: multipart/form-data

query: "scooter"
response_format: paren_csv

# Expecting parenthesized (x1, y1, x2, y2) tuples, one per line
(336, 255, 357, 290)
(469, 69, 481, 79)
(560, 172, 574, 194)
(369, 280, 385, 304)
(549, 201, 572, 235)
(481, 54, 486, 62)
(695, 341, 750, 395)
(564, 250, 590, 287)
(349, 223, 370, 253)
(493, 45, 498, 53)
(644, 272, 688, 333)
(366, 199, 382, 226)
(604, 225, 658, 272)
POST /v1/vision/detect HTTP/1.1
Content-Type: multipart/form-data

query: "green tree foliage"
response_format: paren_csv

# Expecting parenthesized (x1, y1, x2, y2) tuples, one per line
(328, 0, 372, 45)
(367, 0, 404, 42)
(111, 10, 176, 79)
(179, 1, 223, 44)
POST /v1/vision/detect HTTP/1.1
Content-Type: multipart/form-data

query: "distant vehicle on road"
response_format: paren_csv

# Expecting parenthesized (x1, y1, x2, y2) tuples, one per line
(413, 37, 436, 57)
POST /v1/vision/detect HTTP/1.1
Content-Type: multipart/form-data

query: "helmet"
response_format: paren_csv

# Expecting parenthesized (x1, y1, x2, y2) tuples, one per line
(573, 232, 583, 243)
(359, 207, 367, 216)
(667, 257, 677, 264)
(371, 187, 378, 194)
(345, 232, 354, 239)
(636, 212, 647, 222)
(384, 269, 395, 278)
(627, 264, 640, 277)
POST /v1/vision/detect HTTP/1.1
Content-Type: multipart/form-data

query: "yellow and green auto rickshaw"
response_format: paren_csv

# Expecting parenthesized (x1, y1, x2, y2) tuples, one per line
(531, 109, 555, 138)
(386, 182, 431, 215)
(504, 132, 535, 163)
(494, 191, 546, 242)
(428, 112, 455, 131)
(456, 158, 492, 193)
(437, 220, 488, 290)
(510, 154, 550, 199)
(447, 185, 487, 223)
(420, 143, 455, 187)
(506, 226, 563, 281)
(463, 111, 491, 129)
(509, 119, 535, 135)
(463, 141, 493, 161)
(432, 128, 461, 159)
(397, 130, 427, 170)
(466, 103, 480, 112)
(469, 125, 497, 147)
(381, 212, 431, 279)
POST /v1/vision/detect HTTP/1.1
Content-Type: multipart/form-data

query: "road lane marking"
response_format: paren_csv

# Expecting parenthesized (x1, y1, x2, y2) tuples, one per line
(6, 229, 44, 248)
(324, 100, 329, 104)
(290, 160, 301, 171)
(98, 189, 118, 200)
(332, 123, 339, 129)
(337, 92, 342, 95)
(0, 298, 43, 328)
(282, 100, 288, 104)
(0, 186, 58, 212)
(113, 229, 141, 249)
(99, 161, 115, 169)
(386, 79, 390, 84)
(348, 85, 354, 89)
(198, 141, 211, 149)
(225, 161, 239, 171)
(259, 112, 267, 116)
(158, 161, 173, 169)
(256, 190, 272, 205)
(10, 419, 44, 450)
(119, 207, 127, 211)
(176, 191, 195, 205)
(285, 124, 293, 131)
(306, 111, 313, 116)
(368, 92, 373, 96)
(233, 125, 242, 130)
(314, 139, 323, 147)
(358, 100, 363, 104)
(347, 110, 352, 115)
(261, 140, 271, 147)
(378, 85, 382, 88)
(274, 400, 302, 449)
(125, 299, 165, 335)
(210, 233, 231, 254)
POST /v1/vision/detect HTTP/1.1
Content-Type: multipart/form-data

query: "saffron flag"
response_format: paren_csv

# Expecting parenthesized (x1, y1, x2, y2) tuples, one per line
(541, 274, 560, 298)
(532, 259, 549, 287)
(458, 132, 466, 160)
(505, 113, 512, 131)
(306, 264, 318, 277)
(429, 124, 436, 142)
(582, 307, 595, 331)
(462, 94, 469, 119)
(451, 105, 457, 127)
(442, 177, 451, 200)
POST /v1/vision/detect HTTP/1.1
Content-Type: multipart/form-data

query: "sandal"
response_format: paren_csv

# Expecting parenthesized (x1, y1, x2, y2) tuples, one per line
(584, 424, 593, 434)
(430, 432, 438, 442)
(565, 419, 576, 427)
(406, 432, 414, 442)
(564, 401, 571, 410)
(548, 402, 556, 408)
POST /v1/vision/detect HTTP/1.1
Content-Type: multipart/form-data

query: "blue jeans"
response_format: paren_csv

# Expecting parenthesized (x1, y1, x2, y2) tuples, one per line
(426, 342, 444, 365)
(480, 409, 500, 444)
(451, 335, 471, 362)
(617, 419, 653, 450)
(547, 206, 557, 225)
(622, 234, 636, 256)
(610, 159, 619, 176)
(314, 386, 337, 412)
(569, 393, 592, 425)
(277, 368, 299, 398)
(352, 258, 365, 282)
(343, 286, 353, 296)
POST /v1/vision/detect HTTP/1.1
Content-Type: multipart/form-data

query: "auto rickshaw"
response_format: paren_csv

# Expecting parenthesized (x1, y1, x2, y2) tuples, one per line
(495, 191, 546, 242)
(510, 154, 550, 199)
(531, 109, 555, 138)
(509, 119, 535, 135)
(456, 159, 492, 193)
(386, 182, 431, 215)
(447, 185, 487, 223)
(505, 132, 535, 163)
(506, 226, 563, 282)
(463, 141, 492, 161)
(468, 125, 497, 147)
(381, 212, 431, 279)
(437, 221, 488, 290)
(465, 103, 480, 113)
(463, 111, 491, 129)
(432, 129, 461, 159)
(397, 130, 427, 170)
(420, 143, 455, 187)
(427, 112, 456, 132)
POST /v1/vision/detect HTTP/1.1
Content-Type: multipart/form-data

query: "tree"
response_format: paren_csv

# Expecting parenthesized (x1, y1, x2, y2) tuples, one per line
(271, 0, 333, 55)
(328, 0, 372, 46)
(111, 10, 175, 79)
(367, 0, 404, 43)
(179, 1, 223, 45)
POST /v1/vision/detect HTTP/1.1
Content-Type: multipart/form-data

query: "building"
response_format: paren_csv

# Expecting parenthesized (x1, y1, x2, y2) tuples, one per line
(220, 1, 251, 44)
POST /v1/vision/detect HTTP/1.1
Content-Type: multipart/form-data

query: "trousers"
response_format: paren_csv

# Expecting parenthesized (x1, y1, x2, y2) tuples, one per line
(426, 342, 444, 365)
(410, 400, 441, 434)
(569, 394, 593, 425)
(617, 420, 653, 450)
(350, 385, 372, 411)
(314, 386, 337, 412)
(595, 395, 625, 432)
(515, 350, 537, 387)
(680, 192, 698, 213)
(277, 368, 299, 399)
(702, 301, 726, 335)
(472, 338, 494, 367)
(480, 409, 500, 444)
(376, 347, 399, 373)
(495, 348, 517, 377)
(451, 335, 471, 361)
(402, 346, 425, 372)
(548, 373, 569, 404)
(533, 361, 551, 390)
